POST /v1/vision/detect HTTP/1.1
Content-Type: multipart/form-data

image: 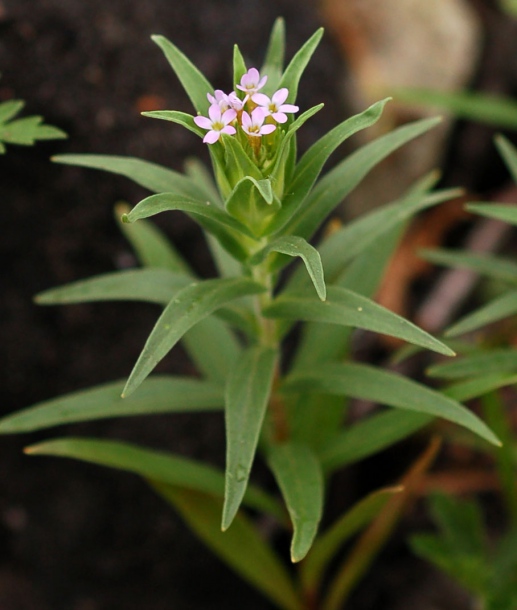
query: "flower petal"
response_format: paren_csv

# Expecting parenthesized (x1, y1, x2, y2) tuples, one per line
(194, 115, 213, 130)
(272, 88, 289, 105)
(252, 93, 270, 106)
(221, 108, 237, 124)
(260, 124, 277, 135)
(221, 125, 236, 136)
(208, 104, 222, 122)
(271, 112, 288, 124)
(279, 104, 299, 114)
(203, 130, 221, 144)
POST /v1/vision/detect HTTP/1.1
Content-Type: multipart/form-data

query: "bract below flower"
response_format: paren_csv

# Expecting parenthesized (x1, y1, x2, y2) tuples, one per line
(252, 88, 299, 124)
(241, 107, 276, 137)
(194, 104, 237, 144)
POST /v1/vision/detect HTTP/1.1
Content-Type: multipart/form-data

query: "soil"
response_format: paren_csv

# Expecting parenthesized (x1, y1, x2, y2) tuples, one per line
(0, 1, 516, 609)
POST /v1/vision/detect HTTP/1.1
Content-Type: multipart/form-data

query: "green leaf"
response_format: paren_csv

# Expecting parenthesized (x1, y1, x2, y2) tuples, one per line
(265, 286, 455, 356)
(267, 442, 324, 562)
(181, 317, 242, 384)
(446, 290, 517, 337)
(0, 376, 223, 433)
(319, 187, 460, 283)
(278, 28, 323, 105)
(225, 176, 279, 236)
(26, 437, 284, 520)
(410, 494, 489, 594)
(249, 236, 326, 300)
(290, 220, 405, 372)
(154, 484, 302, 610)
(151, 34, 214, 114)
(428, 348, 517, 380)
(395, 87, 517, 131)
(300, 487, 401, 596)
(0, 99, 25, 123)
(283, 362, 499, 447)
(261, 18, 286, 93)
(467, 202, 517, 227)
(142, 110, 204, 138)
(233, 44, 248, 89)
(319, 410, 432, 472)
(124, 192, 257, 261)
(495, 134, 517, 182)
(444, 373, 517, 402)
(420, 248, 517, 285)
(269, 99, 389, 235)
(35, 268, 191, 306)
(0, 115, 66, 146)
(52, 154, 204, 198)
(223, 134, 264, 182)
(184, 157, 223, 205)
(116, 203, 192, 274)
(123, 278, 265, 397)
(266, 103, 324, 199)
(223, 346, 278, 530)
(282, 116, 442, 242)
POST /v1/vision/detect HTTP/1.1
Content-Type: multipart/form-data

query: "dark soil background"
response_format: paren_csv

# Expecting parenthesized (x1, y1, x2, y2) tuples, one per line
(0, 1, 516, 609)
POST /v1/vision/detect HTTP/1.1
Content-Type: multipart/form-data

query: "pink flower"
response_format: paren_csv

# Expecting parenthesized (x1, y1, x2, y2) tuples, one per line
(194, 104, 237, 144)
(227, 91, 247, 111)
(252, 88, 299, 124)
(241, 107, 276, 137)
(207, 89, 231, 110)
(236, 67, 267, 96)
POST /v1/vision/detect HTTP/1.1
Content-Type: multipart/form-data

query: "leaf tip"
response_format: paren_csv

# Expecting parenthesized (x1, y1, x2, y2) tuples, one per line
(121, 213, 131, 224)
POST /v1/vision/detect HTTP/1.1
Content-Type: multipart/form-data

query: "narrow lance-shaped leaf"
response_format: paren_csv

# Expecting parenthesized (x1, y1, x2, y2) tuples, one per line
(181, 316, 242, 385)
(115, 203, 192, 274)
(443, 373, 517, 403)
(151, 34, 214, 114)
(318, 410, 433, 472)
(260, 18, 285, 93)
(35, 268, 192, 306)
(300, 487, 402, 597)
(445, 290, 517, 337)
(284, 117, 442, 242)
(420, 248, 517, 285)
(233, 44, 248, 89)
(321, 440, 440, 610)
(123, 192, 257, 262)
(495, 134, 517, 182)
(269, 99, 389, 235)
(26, 438, 284, 521)
(394, 87, 517, 131)
(427, 348, 517, 380)
(123, 278, 265, 397)
(265, 285, 455, 356)
(142, 110, 204, 138)
(223, 346, 278, 530)
(268, 442, 324, 562)
(225, 176, 279, 237)
(266, 103, 324, 197)
(154, 484, 303, 610)
(466, 202, 517, 227)
(249, 236, 326, 300)
(52, 154, 205, 198)
(278, 28, 323, 104)
(283, 361, 500, 447)
(0, 376, 223, 433)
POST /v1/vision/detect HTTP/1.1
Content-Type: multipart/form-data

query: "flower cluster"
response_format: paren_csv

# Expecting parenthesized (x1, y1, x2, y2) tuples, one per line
(194, 67, 299, 145)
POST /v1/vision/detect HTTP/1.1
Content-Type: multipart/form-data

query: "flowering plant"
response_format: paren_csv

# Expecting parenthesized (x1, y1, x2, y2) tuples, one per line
(0, 19, 501, 609)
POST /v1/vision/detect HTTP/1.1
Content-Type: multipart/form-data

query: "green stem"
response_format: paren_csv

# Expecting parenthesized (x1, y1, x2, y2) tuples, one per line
(480, 390, 517, 527)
